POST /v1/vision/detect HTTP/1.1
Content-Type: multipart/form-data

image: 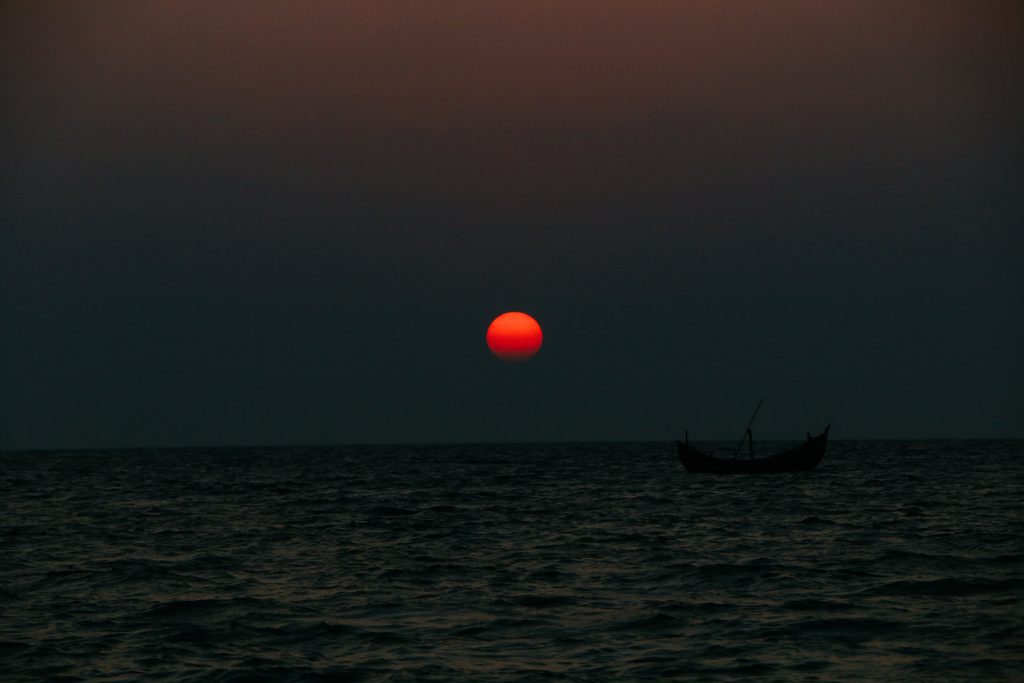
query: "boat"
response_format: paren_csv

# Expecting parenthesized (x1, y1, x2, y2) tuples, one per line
(676, 398, 829, 473)
(676, 425, 830, 473)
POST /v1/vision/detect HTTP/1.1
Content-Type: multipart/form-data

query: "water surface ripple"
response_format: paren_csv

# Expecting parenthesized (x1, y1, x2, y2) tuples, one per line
(1, 441, 1022, 680)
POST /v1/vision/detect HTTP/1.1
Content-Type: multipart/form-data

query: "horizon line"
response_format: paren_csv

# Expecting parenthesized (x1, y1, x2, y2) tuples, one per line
(3, 435, 1023, 453)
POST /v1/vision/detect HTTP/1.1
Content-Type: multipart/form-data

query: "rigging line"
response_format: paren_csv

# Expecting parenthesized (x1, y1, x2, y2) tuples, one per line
(735, 397, 764, 456)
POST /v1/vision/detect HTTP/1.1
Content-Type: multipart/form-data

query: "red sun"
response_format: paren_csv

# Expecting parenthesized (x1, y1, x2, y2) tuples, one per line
(486, 312, 543, 363)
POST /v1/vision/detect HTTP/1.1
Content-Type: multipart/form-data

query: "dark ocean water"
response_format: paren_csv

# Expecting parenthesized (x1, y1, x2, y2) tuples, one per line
(1, 440, 1022, 681)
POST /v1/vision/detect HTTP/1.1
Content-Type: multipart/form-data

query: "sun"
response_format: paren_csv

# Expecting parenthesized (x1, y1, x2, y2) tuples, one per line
(486, 312, 543, 363)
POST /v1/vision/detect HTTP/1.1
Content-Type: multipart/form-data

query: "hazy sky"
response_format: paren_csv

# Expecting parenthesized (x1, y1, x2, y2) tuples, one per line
(2, 2, 1022, 448)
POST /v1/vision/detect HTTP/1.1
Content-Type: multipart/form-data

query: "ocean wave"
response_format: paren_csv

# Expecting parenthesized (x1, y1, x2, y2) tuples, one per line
(2, 440, 1022, 681)
(859, 577, 1021, 597)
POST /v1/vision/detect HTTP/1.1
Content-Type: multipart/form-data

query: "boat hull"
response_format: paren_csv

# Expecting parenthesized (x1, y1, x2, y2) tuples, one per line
(677, 427, 829, 474)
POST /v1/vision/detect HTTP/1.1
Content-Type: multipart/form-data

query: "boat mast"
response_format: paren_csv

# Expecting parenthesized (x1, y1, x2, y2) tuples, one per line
(736, 398, 764, 459)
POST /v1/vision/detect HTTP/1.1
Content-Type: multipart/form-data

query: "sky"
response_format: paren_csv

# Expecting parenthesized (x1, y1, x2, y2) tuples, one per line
(2, 2, 1022, 449)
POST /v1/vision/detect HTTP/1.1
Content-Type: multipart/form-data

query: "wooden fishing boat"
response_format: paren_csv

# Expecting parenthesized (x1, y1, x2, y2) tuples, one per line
(676, 425, 830, 474)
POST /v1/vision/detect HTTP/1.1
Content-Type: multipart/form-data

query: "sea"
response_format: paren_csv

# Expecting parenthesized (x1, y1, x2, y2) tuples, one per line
(1, 440, 1021, 681)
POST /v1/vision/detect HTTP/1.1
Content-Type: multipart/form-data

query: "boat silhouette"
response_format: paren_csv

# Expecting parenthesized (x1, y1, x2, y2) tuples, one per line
(677, 399, 829, 473)
(677, 426, 829, 473)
